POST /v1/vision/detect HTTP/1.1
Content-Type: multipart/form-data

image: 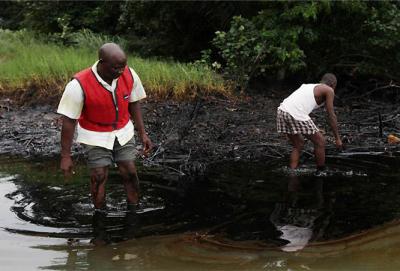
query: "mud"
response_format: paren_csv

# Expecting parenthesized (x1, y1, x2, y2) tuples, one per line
(0, 94, 399, 175)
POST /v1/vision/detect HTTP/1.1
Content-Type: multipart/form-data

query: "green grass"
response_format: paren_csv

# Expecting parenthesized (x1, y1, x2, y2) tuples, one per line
(0, 29, 230, 101)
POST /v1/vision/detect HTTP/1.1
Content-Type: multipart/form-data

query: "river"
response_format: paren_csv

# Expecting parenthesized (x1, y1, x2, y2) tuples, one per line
(1, 153, 400, 271)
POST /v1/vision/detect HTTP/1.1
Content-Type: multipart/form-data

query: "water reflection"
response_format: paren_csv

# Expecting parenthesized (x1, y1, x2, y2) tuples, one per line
(270, 173, 331, 251)
(3, 156, 400, 243)
(2, 155, 400, 270)
(37, 220, 400, 271)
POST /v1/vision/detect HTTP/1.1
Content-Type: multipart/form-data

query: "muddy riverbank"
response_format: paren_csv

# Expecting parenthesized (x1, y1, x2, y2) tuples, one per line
(0, 93, 399, 175)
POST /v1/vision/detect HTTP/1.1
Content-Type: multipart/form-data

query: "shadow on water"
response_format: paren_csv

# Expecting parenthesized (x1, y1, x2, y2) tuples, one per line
(1, 152, 400, 270)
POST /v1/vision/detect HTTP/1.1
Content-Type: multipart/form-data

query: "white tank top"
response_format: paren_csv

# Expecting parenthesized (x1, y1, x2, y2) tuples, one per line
(278, 84, 322, 121)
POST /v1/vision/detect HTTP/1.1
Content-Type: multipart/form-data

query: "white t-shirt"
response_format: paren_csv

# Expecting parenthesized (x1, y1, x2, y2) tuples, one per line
(57, 61, 147, 150)
(278, 84, 322, 121)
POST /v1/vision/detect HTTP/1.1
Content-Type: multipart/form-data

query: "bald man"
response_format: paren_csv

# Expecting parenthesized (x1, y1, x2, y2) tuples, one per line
(277, 73, 342, 173)
(58, 43, 153, 213)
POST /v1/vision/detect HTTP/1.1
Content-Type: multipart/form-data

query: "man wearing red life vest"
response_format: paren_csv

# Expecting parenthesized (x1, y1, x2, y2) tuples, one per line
(58, 43, 153, 213)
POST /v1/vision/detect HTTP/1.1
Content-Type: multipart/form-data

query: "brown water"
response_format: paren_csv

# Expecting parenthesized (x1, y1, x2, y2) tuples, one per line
(1, 153, 400, 271)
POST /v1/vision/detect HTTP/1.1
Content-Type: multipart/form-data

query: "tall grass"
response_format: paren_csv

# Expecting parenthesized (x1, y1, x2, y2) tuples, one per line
(0, 29, 230, 102)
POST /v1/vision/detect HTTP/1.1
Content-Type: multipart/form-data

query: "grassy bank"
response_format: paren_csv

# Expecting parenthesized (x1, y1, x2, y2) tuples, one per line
(0, 29, 230, 103)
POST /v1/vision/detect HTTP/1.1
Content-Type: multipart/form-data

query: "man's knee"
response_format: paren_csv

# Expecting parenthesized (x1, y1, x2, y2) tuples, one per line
(293, 137, 305, 149)
(298, 138, 305, 149)
(118, 163, 137, 179)
(119, 167, 139, 190)
(314, 135, 325, 149)
(91, 168, 107, 184)
(121, 170, 138, 183)
(288, 135, 304, 149)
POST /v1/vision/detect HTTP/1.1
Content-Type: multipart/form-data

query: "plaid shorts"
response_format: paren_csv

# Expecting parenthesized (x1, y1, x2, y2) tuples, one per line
(276, 109, 319, 135)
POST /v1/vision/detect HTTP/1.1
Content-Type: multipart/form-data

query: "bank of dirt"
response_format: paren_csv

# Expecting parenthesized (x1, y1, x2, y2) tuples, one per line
(0, 94, 399, 176)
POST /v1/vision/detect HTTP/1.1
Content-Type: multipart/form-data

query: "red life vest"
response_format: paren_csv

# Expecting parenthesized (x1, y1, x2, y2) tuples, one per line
(74, 66, 134, 132)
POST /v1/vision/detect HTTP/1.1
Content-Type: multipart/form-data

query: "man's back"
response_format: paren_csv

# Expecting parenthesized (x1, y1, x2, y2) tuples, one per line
(278, 84, 321, 121)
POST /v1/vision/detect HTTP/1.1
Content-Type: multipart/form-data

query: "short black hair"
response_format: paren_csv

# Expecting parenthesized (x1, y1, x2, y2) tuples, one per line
(98, 43, 125, 61)
(320, 73, 337, 88)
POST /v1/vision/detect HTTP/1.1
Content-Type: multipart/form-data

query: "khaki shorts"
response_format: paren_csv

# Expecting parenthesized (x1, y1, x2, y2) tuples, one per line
(84, 137, 138, 168)
(276, 109, 319, 135)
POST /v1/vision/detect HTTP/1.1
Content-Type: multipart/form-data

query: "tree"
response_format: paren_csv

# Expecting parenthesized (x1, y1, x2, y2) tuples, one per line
(206, 1, 400, 90)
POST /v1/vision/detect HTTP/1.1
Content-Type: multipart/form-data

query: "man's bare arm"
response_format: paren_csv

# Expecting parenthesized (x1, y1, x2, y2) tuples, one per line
(324, 87, 342, 149)
(60, 116, 77, 177)
(129, 102, 153, 155)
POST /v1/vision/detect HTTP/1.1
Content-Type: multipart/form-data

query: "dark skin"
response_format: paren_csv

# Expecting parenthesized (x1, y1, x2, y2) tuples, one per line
(60, 43, 153, 208)
(287, 82, 343, 169)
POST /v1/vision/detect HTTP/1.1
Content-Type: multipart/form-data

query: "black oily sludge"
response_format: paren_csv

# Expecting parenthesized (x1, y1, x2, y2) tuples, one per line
(1, 154, 400, 246)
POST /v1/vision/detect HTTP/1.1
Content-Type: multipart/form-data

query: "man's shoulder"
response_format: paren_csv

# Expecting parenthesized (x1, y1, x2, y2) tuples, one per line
(315, 84, 333, 94)
(65, 79, 83, 93)
(74, 67, 93, 79)
(128, 67, 139, 76)
(128, 67, 143, 84)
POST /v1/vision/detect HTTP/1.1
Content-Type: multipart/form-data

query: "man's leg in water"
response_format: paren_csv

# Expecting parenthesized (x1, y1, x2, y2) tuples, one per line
(287, 134, 305, 169)
(118, 161, 141, 239)
(305, 131, 326, 170)
(90, 166, 109, 209)
(117, 160, 140, 210)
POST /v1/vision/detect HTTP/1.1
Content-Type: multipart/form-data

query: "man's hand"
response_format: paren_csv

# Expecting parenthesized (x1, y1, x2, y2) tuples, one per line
(335, 138, 343, 151)
(60, 156, 74, 180)
(140, 133, 153, 157)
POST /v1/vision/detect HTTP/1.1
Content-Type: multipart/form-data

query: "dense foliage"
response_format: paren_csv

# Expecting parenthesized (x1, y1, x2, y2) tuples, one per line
(205, 1, 400, 89)
(1, 1, 400, 91)
(0, 1, 262, 59)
